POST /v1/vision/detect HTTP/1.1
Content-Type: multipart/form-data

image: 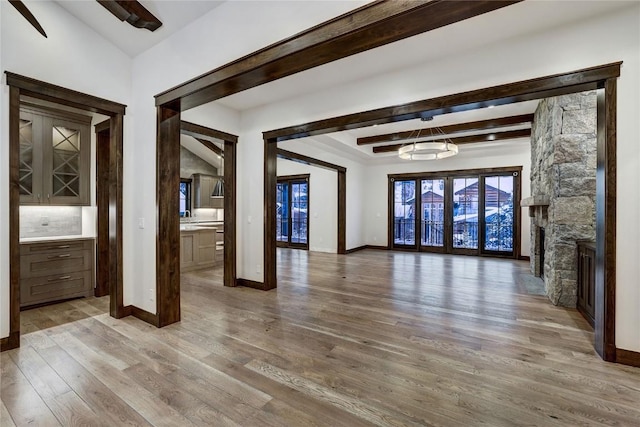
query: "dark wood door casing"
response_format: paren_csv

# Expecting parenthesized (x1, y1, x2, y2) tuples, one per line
(3, 72, 127, 352)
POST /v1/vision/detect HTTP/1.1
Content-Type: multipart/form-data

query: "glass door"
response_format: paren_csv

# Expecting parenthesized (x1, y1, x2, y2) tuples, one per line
(452, 177, 479, 253)
(482, 175, 515, 255)
(276, 176, 309, 249)
(420, 179, 445, 250)
(392, 179, 416, 248)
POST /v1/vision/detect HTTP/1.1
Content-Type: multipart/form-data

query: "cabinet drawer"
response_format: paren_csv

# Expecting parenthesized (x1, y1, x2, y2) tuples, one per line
(21, 239, 92, 255)
(21, 249, 92, 278)
(21, 270, 93, 307)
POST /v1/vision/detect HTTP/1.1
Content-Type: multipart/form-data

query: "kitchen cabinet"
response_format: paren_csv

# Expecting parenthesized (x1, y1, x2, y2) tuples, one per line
(192, 174, 224, 209)
(20, 238, 95, 307)
(180, 227, 220, 272)
(19, 105, 91, 206)
(577, 241, 596, 328)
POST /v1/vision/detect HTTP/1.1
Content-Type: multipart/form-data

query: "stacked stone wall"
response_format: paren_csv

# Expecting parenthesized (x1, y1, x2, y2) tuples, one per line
(530, 92, 596, 307)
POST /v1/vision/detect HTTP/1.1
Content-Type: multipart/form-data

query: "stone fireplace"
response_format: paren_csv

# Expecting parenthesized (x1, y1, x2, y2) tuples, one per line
(525, 91, 597, 307)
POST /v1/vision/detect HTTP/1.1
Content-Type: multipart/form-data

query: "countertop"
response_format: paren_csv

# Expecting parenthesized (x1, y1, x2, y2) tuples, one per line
(20, 235, 95, 243)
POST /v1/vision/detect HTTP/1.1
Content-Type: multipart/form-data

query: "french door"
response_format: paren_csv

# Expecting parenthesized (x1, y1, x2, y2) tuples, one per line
(390, 167, 520, 258)
(276, 175, 309, 249)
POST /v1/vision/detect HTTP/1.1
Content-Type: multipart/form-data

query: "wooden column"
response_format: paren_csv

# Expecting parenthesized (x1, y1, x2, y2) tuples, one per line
(224, 139, 237, 287)
(595, 79, 617, 361)
(337, 170, 346, 254)
(263, 140, 277, 290)
(156, 103, 182, 326)
(109, 114, 126, 317)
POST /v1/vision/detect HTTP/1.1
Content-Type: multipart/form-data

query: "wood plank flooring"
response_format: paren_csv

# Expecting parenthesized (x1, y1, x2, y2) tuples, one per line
(3, 249, 640, 426)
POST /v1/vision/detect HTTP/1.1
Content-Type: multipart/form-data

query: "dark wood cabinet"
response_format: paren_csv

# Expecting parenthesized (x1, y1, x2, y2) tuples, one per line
(19, 105, 91, 206)
(577, 241, 596, 328)
(20, 238, 95, 307)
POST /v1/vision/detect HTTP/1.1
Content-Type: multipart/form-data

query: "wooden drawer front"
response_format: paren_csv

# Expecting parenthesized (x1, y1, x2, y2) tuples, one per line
(21, 239, 92, 255)
(21, 270, 92, 307)
(21, 250, 92, 278)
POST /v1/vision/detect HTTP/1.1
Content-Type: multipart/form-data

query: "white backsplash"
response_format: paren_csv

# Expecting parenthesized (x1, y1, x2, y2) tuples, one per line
(193, 208, 223, 221)
(20, 206, 86, 238)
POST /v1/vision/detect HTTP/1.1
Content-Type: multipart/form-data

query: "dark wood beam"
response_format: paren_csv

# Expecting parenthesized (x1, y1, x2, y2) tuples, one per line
(276, 148, 346, 173)
(180, 120, 238, 143)
(5, 72, 126, 116)
(194, 137, 224, 158)
(265, 62, 620, 142)
(8, 0, 47, 37)
(97, 0, 162, 31)
(371, 129, 531, 153)
(155, 0, 522, 110)
(357, 114, 534, 145)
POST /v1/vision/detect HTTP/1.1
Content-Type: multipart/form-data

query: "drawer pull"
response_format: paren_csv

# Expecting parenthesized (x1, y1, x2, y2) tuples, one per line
(48, 275, 72, 282)
(48, 254, 71, 259)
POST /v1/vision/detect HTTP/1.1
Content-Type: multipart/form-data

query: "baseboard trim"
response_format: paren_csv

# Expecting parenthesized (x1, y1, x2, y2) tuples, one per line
(616, 348, 640, 368)
(123, 305, 160, 327)
(0, 331, 20, 352)
(346, 245, 389, 254)
(237, 278, 275, 291)
(519, 255, 531, 261)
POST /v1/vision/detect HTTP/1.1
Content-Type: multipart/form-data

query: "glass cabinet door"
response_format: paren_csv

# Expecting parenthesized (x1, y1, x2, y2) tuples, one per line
(18, 111, 43, 204)
(46, 118, 89, 205)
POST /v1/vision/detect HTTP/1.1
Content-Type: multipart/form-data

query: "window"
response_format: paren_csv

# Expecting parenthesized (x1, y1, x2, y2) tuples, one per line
(277, 175, 309, 249)
(179, 179, 192, 217)
(389, 167, 521, 258)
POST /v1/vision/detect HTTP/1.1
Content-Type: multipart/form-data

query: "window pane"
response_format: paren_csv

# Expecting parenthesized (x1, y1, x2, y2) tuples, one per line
(52, 125, 81, 197)
(276, 183, 289, 242)
(421, 179, 444, 247)
(484, 175, 514, 252)
(394, 180, 415, 245)
(453, 178, 478, 249)
(291, 182, 308, 244)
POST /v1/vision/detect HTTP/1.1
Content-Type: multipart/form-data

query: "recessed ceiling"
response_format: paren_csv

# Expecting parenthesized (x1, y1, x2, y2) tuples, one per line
(55, 0, 225, 57)
(279, 100, 538, 165)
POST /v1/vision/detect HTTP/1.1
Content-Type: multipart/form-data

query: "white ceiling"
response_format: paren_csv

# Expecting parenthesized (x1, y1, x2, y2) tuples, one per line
(55, 0, 225, 57)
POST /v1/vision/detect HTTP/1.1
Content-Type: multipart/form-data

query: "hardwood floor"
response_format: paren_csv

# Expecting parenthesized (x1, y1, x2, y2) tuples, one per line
(3, 249, 640, 426)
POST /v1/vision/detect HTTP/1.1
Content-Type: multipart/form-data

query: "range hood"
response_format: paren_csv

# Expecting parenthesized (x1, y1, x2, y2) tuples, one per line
(211, 178, 224, 198)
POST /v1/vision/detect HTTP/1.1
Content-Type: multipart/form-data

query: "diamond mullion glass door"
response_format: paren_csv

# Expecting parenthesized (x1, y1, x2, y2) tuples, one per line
(18, 111, 44, 204)
(47, 118, 89, 205)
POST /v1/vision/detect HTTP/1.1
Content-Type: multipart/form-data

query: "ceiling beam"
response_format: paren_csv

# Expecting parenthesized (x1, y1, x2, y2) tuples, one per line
(264, 62, 620, 142)
(180, 120, 238, 143)
(155, 0, 523, 110)
(357, 113, 533, 146)
(8, 0, 47, 37)
(277, 148, 346, 173)
(371, 128, 531, 153)
(97, 0, 162, 32)
(194, 137, 224, 158)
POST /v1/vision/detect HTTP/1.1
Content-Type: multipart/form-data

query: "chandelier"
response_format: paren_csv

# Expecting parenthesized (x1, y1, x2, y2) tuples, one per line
(398, 125, 458, 160)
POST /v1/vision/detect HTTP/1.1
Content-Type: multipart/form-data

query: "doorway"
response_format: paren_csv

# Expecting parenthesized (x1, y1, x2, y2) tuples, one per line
(390, 167, 521, 258)
(276, 174, 309, 250)
(3, 73, 126, 351)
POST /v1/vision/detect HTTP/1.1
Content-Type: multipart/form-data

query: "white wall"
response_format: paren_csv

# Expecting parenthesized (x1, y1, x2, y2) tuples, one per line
(0, 1, 131, 337)
(363, 143, 532, 256)
(277, 158, 337, 253)
(231, 3, 640, 351)
(127, 1, 364, 312)
(2, 1, 638, 354)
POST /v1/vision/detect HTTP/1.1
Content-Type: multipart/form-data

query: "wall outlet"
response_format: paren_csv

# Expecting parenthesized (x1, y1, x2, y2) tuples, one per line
(256, 263, 262, 274)
(41, 216, 49, 226)
(138, 218, 145, 229)
(149, 288, 154, 301)
(373, 236, 377, 241)
(248, 215, 252, 224)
